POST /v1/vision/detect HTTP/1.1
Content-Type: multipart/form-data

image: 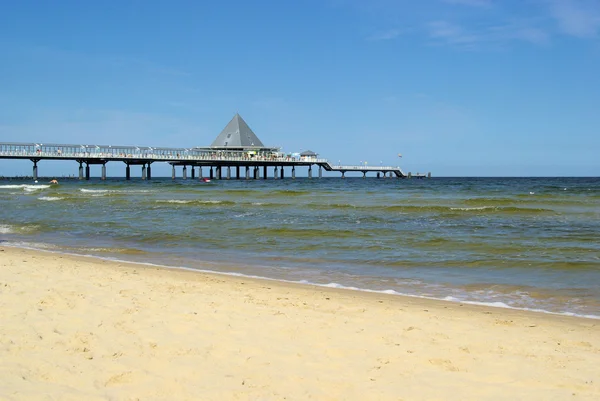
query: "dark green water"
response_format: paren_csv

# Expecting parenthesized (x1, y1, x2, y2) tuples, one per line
(1, 177, 599, 318)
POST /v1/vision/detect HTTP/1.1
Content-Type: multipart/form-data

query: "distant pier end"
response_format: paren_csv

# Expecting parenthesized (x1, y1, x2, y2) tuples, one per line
(0, 114, 416, 180)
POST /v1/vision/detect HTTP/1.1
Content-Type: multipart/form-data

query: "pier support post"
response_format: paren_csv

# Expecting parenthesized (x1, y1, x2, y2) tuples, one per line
(245, 166, 249, 180)
(216, 166, 221, 180)
(183, 166, 187, 180)
(341, 171, 345, 179)
(280, 167, 284, 179)
(274, 166, 278, 179)
(253, 167, 258, 179)
(292, 166, 295, 179)
(191, 167, 195, 179)
(408, 172, 412, 179)
(141, 164, 147, 180)
(79, 162, 84, 180)
(199, 167, 203, 179)
(210, 167, 214, 180)
(101, 163, 107, 180)
(319, 166, 322, 178)
(236, 166, 240, 179)
(227, 166, 231, 180)
(147, 163, 152, 180)
(263, 166, 267, 180)
(362, 171, 366, 179)
(308, 166, 312, 179)
(32, 160, 38, 181)
(172, 165, 176, 180)
(377, 172, 380, 179)
(85, 164, 90, 180)
(126, 164, 131, 180)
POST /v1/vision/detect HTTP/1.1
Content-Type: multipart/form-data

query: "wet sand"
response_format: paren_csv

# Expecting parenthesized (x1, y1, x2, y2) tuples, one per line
(1, 246, 598, 400)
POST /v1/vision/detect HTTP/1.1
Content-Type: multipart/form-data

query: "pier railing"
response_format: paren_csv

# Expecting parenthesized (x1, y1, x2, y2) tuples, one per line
(0, 142, 408, 178)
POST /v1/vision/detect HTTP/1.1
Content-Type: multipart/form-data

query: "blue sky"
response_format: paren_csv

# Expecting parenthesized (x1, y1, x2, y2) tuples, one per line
(0, 0, 599, 177)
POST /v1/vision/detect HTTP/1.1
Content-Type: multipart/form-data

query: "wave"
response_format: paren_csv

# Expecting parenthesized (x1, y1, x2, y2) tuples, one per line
(0, 224, 13, 234)
(38, 196, 65, 202)
(0, 184, 51, 191)
(79, 188, 155, 194)
(155, 199, 235, 206)
(0, 224, 41, 234)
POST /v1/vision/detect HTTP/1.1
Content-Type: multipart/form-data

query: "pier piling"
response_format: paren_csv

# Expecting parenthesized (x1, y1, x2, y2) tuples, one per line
(101, 163, 107, 180)
(183, 166, 187, 180)
(147, 163, 152, 180)
(79, 162, 84, 180)
(308, 166, 312, 179)
(126, 164, 131, 180)
(85, 164, 90, 180)
(191, 167, 195, 179)
(32, 160, 38, 181)
(171, 165, 175, 180)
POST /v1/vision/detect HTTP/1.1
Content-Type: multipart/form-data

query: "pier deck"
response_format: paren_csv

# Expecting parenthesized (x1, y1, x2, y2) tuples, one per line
(0, 142, 407, 180)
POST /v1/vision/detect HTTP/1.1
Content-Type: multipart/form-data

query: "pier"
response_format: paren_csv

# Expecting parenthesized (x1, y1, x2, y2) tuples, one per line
(0, 114, 417, 180)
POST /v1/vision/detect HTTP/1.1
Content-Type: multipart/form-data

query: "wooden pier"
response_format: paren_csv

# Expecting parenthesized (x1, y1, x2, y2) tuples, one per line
(0, 114, 421, 181)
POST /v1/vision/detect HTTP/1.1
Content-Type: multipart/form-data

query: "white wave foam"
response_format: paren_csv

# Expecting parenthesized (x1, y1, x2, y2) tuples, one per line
(38, 196, 64, 202)
(157, 200, 192, 204)
(0, 224, 40, 234)
(80, 188, 110, 193)
(80, 188, 154, 194)
(0, 184, 50, 191)
(450, 206, 494, 211)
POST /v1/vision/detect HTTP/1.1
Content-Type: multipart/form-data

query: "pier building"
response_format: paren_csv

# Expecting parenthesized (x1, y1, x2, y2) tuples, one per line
(0, 114, 413, 180)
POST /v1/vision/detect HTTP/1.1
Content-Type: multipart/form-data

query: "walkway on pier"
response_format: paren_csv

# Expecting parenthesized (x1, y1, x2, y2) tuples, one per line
(0, 143, 406, 180)
(0, 114, 416, 181)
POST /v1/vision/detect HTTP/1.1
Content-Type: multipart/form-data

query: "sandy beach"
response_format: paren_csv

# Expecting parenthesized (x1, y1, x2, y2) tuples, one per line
(0, 246, 598, 400)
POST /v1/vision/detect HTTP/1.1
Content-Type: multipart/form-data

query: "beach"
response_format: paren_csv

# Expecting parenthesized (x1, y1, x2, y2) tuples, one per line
(1, 246, 598, 400)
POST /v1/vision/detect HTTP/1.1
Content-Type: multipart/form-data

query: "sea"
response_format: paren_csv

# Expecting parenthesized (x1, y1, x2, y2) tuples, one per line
(1, 176, 599, 318)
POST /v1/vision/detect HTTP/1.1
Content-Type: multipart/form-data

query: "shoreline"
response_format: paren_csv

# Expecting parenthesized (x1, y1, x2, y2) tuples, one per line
(1, 245, 599, 400)
(2, 241, 599, 320)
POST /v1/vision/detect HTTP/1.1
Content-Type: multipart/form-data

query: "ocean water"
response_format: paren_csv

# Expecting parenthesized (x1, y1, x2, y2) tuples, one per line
(1, 176, 599, 318)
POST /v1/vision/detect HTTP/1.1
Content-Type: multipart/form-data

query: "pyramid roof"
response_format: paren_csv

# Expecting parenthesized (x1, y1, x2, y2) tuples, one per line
(211, 113, 265, 148)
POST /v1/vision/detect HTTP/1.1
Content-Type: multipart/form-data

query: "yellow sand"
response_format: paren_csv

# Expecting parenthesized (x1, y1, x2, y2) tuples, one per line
(0, 246, 598, 400)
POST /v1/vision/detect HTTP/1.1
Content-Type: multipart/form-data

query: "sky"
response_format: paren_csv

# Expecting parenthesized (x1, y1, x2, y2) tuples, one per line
(0, 0, 599, 177)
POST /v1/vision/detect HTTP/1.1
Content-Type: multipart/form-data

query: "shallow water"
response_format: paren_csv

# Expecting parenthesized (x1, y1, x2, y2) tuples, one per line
(1, 176, 599, 317)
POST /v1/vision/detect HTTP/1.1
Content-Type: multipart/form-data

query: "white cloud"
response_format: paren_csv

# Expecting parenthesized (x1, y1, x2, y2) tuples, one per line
(548, 0, 600, 38)
(427, 20, 549, 49)
(368, 28, 403, 41)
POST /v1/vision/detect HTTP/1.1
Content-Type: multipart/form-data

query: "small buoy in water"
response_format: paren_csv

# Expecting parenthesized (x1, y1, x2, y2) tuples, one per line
(529, 191, 535, 195)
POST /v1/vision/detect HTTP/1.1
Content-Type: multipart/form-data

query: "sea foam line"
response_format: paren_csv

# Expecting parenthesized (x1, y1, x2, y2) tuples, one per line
(38, 196, 64, 201)
(0, 184, 51, 191)
(3, 242, 599, 321)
